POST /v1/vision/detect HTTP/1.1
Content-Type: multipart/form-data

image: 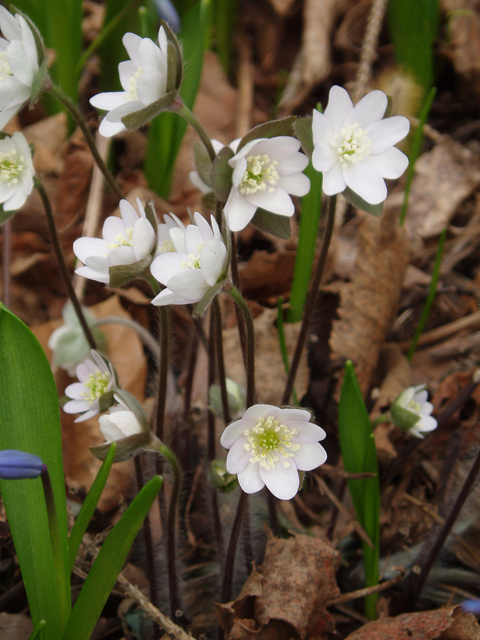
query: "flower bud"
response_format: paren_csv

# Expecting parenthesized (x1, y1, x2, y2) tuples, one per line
(209, 378, 246, 420)
(209, 459, 239, 493)
(0, 450, 45, 479)
(390, 385, 437, 439)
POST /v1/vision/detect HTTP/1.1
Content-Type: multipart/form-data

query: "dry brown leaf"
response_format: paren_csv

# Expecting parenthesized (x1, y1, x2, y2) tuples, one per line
(216, 531, 341, 640)
(33, 295, 147, 512)
(23, 112, 68, 175)
(330, 207, 410, 396)
(0, 613, 33, 640)
(238, 250, 297, 301)
(343, 606, 480, 640)
(405, 137, 480, 241)
(371, 343, 412, 417)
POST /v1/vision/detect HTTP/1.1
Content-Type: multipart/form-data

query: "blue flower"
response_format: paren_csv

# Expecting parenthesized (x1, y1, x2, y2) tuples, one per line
(0, 450, 45, 479)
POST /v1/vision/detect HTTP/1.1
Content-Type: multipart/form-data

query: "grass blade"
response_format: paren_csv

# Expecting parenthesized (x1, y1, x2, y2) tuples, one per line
(62, 475, 163, 640)
(0, 305, 70, 640)
(338, 361, 380, 619)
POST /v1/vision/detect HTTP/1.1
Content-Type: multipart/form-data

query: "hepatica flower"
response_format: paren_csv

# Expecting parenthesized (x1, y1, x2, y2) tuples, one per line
(99, 407, 144, 443)
(224, 136, 310, 232)
(155, 212, 185, 257)
(0, 6, 40, 129)
(90, 25, 177, 137)
(220, 404, 327, 500)
(150, 212, 228, 306)
(63, 350, 116, 422)
(312, 86, 410, 204)
(73, 198, 156, 286)
(0, 132, 34, 216)
(390, 385, 437, 439)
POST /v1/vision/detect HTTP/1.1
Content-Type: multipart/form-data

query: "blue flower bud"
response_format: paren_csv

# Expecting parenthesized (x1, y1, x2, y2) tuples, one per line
(0, 450, 45, 479)
(153, 0, 180, 32)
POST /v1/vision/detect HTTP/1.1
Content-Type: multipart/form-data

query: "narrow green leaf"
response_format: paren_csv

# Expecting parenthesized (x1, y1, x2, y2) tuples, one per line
(0, 305, 70, 640)
(287, 162, 322, 323)
(237, 116, 297, 152)
(68, 443, 117, 573)
(338, 361, 380, 619)
(251, 208, 291, 239)
(62, 475, 162, 640)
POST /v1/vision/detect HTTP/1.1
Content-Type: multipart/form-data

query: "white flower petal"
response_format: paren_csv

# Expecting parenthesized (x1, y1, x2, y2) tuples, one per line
(107, 245, 136, 266)
(73, 237, 108, 264)
(224, 187, 257, 232)
(7, 39, 37, 86)
(237, 463, 265, 494)
(293, 442, 328, 471)
(289, 422, 327, 443)
(343, 162, 387, 205)
(122, 32, 142, 67)
(246, 186, 294, 217)
(151, 252, 188, 284)
(200, 239, 227, 286)
(269, 407, 311, 422)
(253, 136, 301, 159)
(260, 462, 300, 500)
(194, 212, 214, 241)
(417, 415, 437, 432)
(75, 265, 109, 283)
(363, 147, 409, 179)
(276, 153, 309, 175)
(312, 109, 334, 146)
(220, 417, 256, 447)
(321, 161, 346, 196)
(102, 215, 126, 242)
(166, 270, 209, 300)
(63, 399, 91, 414)
(243, 404, 277, 420)
(367, 116, 410, 154)
(419, 401, 433, 416)
(184, 224, 205, 254)
(324, 85, 353, 133)
(98, 116, 126, 137)
(312, 140, 339, 173)
(151, 288, 196, 306)
(277, 173, 310, 197)
(133, 217, 155, 258)
(347, 90, 387, 129)
(90, 91, 127, 111)
(225, 438, 251, 474)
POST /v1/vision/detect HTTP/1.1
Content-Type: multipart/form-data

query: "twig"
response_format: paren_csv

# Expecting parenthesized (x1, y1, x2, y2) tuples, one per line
(325, 567, 405, 607)
(314, 474, 373, 548)
(398, 311, 480, 351)
(116, 573, 198, 640)
(352, 0, 389, 102)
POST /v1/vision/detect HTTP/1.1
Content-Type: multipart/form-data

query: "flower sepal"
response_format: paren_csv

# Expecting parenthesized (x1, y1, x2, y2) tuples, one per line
(390, 403, 422, 431)
(91, 432, 155, 463)
(210, 459, 239, 493)
(236, 116, 297, 153)
(121, 90, 177, 130)
(211, 145, 235, 202)
(192, 278, 228, 318)
(251, 207, 291, 239)
(193, 143, 214, 191)
(108, 255, 153, 288)
(294, 116, 314, 160)
(161, 20, 182, 92)
(343, 186, 383, 217)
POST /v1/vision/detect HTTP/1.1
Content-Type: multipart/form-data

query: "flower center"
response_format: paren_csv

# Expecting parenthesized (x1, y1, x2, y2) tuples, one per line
(239, 154, 279, 195)
(157, 239, 175, 255)
(243, 416, 300, 471)
(180, 253, 201, 270)
(407, 400, 421, 414)
(0, 51, 12, 83)
(127, 67, 144, 101)
(334, 123, 371, 166)
(106, 227, 134, 251)
(81, 370, 111, 403)
(0, 150, 24, 185)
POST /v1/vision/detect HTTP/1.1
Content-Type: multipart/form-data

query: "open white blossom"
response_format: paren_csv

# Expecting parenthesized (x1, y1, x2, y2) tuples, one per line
(0, 7, 40, 129)
(220, 404, 327, 500)
(99, 407, 144, 443)
(63, 350, 115, 422)
(90, 27, 169, 137)
(312, 85, 410, 204)
(73, 198, 156, 284)
(0, 132, 34, 212)
(150, 212, 228, 306)
(390, 385, 437, 439)
(224, 136, 310, 232)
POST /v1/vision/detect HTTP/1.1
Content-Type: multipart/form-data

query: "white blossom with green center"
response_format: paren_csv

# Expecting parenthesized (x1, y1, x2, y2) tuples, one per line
(312, 85, 410, 205)
(0, 132, 34, 214)
(390, 385, 437, 439)
(0, 7, 40, 130)
(64, 350, 116, 423)
(151, 212, 228, 307)
(74, 198, 156, 285)
(90, 26, 169, 137)
(221, 404, 327, 500)
(224, 136, 310, 232)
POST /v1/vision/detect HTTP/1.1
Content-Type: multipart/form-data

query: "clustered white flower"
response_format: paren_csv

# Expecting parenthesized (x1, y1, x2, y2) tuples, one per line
(220, 404, 327, 500)
(312, 86, 410, 205)
(90, 27, 169, 137)
(73, 198, 156, 284)
(0, 6, 39, 129)
(390, 385, 437, 438)
(224, 136, 310, 232)
(151, 212, 228, 306)
(63, 350, 115, 422)
(0, 131, 34, 212)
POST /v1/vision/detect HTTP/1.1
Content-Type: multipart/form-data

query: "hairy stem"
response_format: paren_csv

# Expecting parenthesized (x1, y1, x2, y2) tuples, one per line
(219, 491, 248, 604)
(175, 100, 216, 162)
(213, 298, 231, 424)
(282, 194, 337, 405)
(227, 285, 255, 408)
(37, 180, 97, 350)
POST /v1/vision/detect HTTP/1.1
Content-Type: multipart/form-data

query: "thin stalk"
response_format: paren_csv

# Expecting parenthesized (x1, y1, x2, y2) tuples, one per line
(213, 298, 231, 424)
(277, 296, 298, 406)
(208, 308, 217, 461)
(282, 194, 337, 405)
(37, 180, 97, 350)
(174, 100, 216, 162)
(226, 285, 255, 408)
(134, 456, 160, 611)
(219, 490, 248, 603)
(2, 217, 11, 307)
(407, 446, 480, 605)
(230, 233, 247, 368)
(47, 83, 124, 201)
(183, 331, 199, 423)
(154, 307, 169, 537)
(40, 467, 70, 630)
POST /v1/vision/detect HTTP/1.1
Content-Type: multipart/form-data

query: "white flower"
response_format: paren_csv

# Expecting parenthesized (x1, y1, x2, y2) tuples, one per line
(312, 86, 410, 204)
(155, 212, 185, 257)
(224, 136, 310, 232)
(90, 27, 169, 137)
(150, 212, 228, 306)
(390, 385, 437, 439)
(0, 132, 34, 212)
(99, 407, 144, 443)
(73, 198, 156, 284)
(63, 350, 115, 422)
(220, 404, 327, 500)
(0, 7, 40, 129)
